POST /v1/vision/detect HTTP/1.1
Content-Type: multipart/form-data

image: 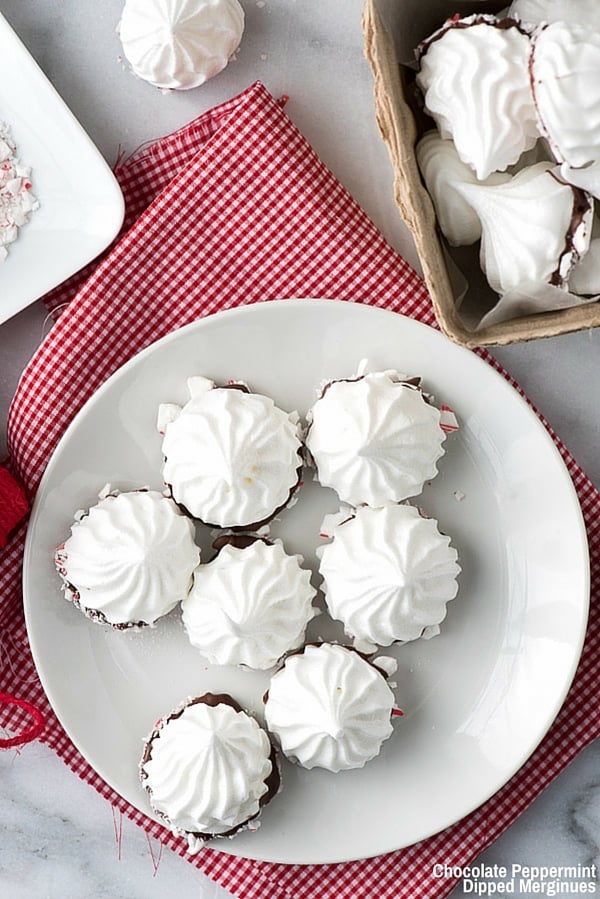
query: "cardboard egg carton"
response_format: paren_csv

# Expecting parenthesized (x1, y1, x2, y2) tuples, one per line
(362, 0, 600, 347)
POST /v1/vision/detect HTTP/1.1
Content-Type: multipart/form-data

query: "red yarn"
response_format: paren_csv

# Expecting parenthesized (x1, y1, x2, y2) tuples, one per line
(0, 692, 45, 748)
(0, 466, 29, 547)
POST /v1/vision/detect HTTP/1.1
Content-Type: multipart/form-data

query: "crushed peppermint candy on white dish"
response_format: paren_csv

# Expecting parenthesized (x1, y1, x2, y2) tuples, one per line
(0, 121, 39, 261)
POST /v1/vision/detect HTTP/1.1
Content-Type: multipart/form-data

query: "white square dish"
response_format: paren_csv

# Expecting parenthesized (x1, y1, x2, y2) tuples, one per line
(0, 13, 124, 325)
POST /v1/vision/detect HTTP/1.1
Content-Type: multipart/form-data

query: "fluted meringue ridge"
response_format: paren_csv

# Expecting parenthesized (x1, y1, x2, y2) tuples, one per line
(318, 505, 460, 646)
(264, 644, 395, 772)
(54, 489, 200, 628)
(182, 539, 318, 669)
(140, 695, 275, 849)
(305, 371, 446, 507)
(119, 0, 244, 90)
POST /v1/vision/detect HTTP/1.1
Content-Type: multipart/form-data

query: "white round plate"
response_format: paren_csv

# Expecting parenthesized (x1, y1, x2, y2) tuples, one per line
(23, 299, 590, 864)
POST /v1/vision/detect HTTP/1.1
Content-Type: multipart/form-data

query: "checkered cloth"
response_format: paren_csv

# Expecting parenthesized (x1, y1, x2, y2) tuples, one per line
(1, 82, 598, 899)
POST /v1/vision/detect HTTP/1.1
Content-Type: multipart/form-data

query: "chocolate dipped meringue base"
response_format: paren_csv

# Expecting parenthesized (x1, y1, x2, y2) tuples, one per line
(181, 533, 318, 669)
(263, 642, 398, 773)
(158, 376, 304, 531)
(140, 693, 281, 852)
(304, 369, 447, 507)
(54, 487, 200, 630)
(317, 504, 461, 650)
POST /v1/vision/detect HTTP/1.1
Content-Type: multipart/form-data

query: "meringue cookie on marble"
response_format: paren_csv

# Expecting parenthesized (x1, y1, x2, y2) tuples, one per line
(182, 537, 318, 669)
(454, 162, 593, 294)
(416, 130, 511, 246)
(318, 504, 460, 648)
(264, 643, 396, 772)
(531, 22, 600, 169)
(416, 15, 539, 180)
(118, 0, 244, 90)
(509, 0, 600, 30)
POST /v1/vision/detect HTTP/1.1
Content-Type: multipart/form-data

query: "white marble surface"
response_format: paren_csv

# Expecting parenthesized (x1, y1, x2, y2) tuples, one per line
(0, 1, 598, 897)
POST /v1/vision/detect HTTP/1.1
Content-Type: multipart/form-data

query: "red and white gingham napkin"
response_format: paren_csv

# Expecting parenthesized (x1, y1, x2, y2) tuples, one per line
(1, 82, 599, 899)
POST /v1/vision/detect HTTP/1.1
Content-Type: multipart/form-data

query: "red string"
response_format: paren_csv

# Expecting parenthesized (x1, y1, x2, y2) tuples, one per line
(0, 692, 45, 748)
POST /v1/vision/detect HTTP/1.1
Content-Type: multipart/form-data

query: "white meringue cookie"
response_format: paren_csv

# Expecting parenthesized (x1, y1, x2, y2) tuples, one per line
(416, 131, 511, 246)
(119, 0, 244, 90)
(509, 0, 600, 30)
(318, 505, 460, 647)
(54, 489, 200, 628)
(305, 371, 447, 507)
(182, 539, 318, 669)
(161, 382, 302, 528)
(531, 22, 600, 169)
(454, 162, 594, 294)
(140, 695, 275, 848)
(264, 644, 395, 772)
(416, 15, 539, 179)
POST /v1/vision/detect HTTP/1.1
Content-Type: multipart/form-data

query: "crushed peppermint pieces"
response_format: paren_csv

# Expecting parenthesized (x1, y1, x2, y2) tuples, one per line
(0, 121, 39, 261)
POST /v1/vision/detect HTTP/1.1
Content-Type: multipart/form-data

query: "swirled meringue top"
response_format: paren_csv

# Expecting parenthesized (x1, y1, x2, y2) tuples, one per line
(305, 371, 446, 507)
(118, 0, 244, 90)
(416, 130, 511, 246)
(318, 505, 460, 646)
(531, 22, 600, 169)
(161, 383, 302, 528)
(264, 644, 395, 772)
(509, 0, 600, 30)
(454, 162, 593, 294)
(182, 539, 318, 669)
(140, 695, 273, 844)
(416, 16, 539, 180)
(54, 490, 200, 628)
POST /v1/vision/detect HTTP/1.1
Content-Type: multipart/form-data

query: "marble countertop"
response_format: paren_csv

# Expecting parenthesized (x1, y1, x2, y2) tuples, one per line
(0, 1, 598, 897)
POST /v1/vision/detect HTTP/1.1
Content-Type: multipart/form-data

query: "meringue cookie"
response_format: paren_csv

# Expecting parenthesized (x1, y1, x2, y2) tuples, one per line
(531, 22, 600, 169)
(54, 489, 200, 628)
(119, 0, 245, 91)
(305, 371, 447, 507)
(182, 538, 318, 669)
(140, 693, 279, 850)
(416, 131, 511, 246)
(509, 0, 600, 30)
(454, 162, 593, 294)
(264, 644, 396, 772)
(160, 379, 303, 528)
(416, 15, 539, 180)
(318, 505, 460, 647)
